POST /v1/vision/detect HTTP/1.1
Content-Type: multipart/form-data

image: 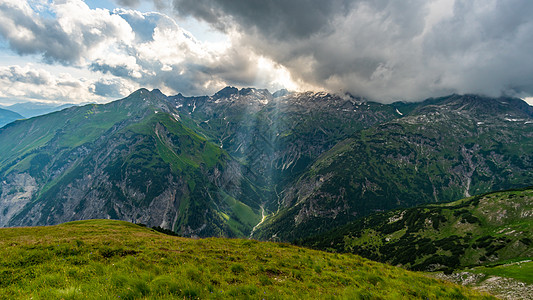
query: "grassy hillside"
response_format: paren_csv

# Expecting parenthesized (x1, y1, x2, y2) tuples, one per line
(0, 220, 493, 299)
(299, 187, 533, 276)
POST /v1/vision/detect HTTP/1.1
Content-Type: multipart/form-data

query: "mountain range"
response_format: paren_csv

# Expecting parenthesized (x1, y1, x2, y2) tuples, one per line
(0, 88, 532, 243)
(256, 94, 533, 241)
(0, 108, 23, 128)
(0, 102, 76, 118)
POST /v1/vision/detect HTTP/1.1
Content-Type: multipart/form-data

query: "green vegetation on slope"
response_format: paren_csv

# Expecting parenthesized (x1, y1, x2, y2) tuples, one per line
(299, 187, 533, 277)
(0, 219, 493, 299)
(469, 260, 533, 284)
(257, 95, 533, 242)
(170, 90, 401, 211)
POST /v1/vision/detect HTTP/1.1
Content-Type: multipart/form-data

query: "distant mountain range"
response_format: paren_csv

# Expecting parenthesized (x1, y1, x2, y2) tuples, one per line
(0, 108, 23, 127)
(0, 102, 76, 118)
(0, 88, 532, 243)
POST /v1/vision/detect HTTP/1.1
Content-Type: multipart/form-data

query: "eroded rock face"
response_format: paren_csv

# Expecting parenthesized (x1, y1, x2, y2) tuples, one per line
(433, 269, 533, 300)
(0, 173, 37, 226)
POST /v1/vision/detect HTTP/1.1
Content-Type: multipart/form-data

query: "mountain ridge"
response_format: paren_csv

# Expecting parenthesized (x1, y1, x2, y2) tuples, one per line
(0, 101, 77, 118)
(0, 107, 23, 128)
(254, 93, 533, 241)
(1, 87, 532, 243)
(0, 89, 263, 237)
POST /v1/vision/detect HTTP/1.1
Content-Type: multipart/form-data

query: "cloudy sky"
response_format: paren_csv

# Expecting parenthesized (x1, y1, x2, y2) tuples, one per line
(0, 0, 532, 105)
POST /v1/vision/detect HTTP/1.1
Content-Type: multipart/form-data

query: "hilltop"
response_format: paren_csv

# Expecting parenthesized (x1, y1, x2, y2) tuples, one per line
(0, 219, 493, 299)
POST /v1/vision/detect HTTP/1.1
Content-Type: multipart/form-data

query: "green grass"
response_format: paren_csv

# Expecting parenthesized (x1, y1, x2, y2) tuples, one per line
(220, 192, 261, 230)
(0, 219, 494, 299)
(129, 112, 225, 171)
(469, 260, 533, 284)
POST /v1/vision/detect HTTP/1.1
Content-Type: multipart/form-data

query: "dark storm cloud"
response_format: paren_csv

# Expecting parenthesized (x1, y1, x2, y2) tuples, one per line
(171, 0, 533, 101)
(90, 60, 136, 79)
(114, 0, 141, 7)
(128, 46, 264, 96)
(114, 0, 169, 10)
(3, 0, 532, 102)
(422, 0, 533, 97)
(172, 0, 352, 39)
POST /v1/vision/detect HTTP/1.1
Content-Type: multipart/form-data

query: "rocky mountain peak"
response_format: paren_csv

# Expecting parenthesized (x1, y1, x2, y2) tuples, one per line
(272, 89, 290, 98)
(213, 86, 239, 99)
(150, 88, 167, 100)
(401, 94, 533, 125)
(117, 88, 174, 114)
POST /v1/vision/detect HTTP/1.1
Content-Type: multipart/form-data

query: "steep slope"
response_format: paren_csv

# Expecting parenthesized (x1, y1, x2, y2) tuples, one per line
(0, 89, 262, 237)
(256, 95, 533, 241)
(299, 187, 533, 273)
(169, 88, 401, 211)
(0, 108, 23, 127)
(0, 219, 494, 299)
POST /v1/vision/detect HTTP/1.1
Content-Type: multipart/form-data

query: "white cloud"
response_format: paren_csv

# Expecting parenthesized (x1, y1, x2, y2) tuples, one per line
(0, 64, 135, 104)
(0, 0, 135, 65)
(89, 77, 137, 98)
(0, 0, 303, 101)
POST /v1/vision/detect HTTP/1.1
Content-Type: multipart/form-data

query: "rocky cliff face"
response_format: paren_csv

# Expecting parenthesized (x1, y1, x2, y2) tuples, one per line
(255, 95, 533, 241)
